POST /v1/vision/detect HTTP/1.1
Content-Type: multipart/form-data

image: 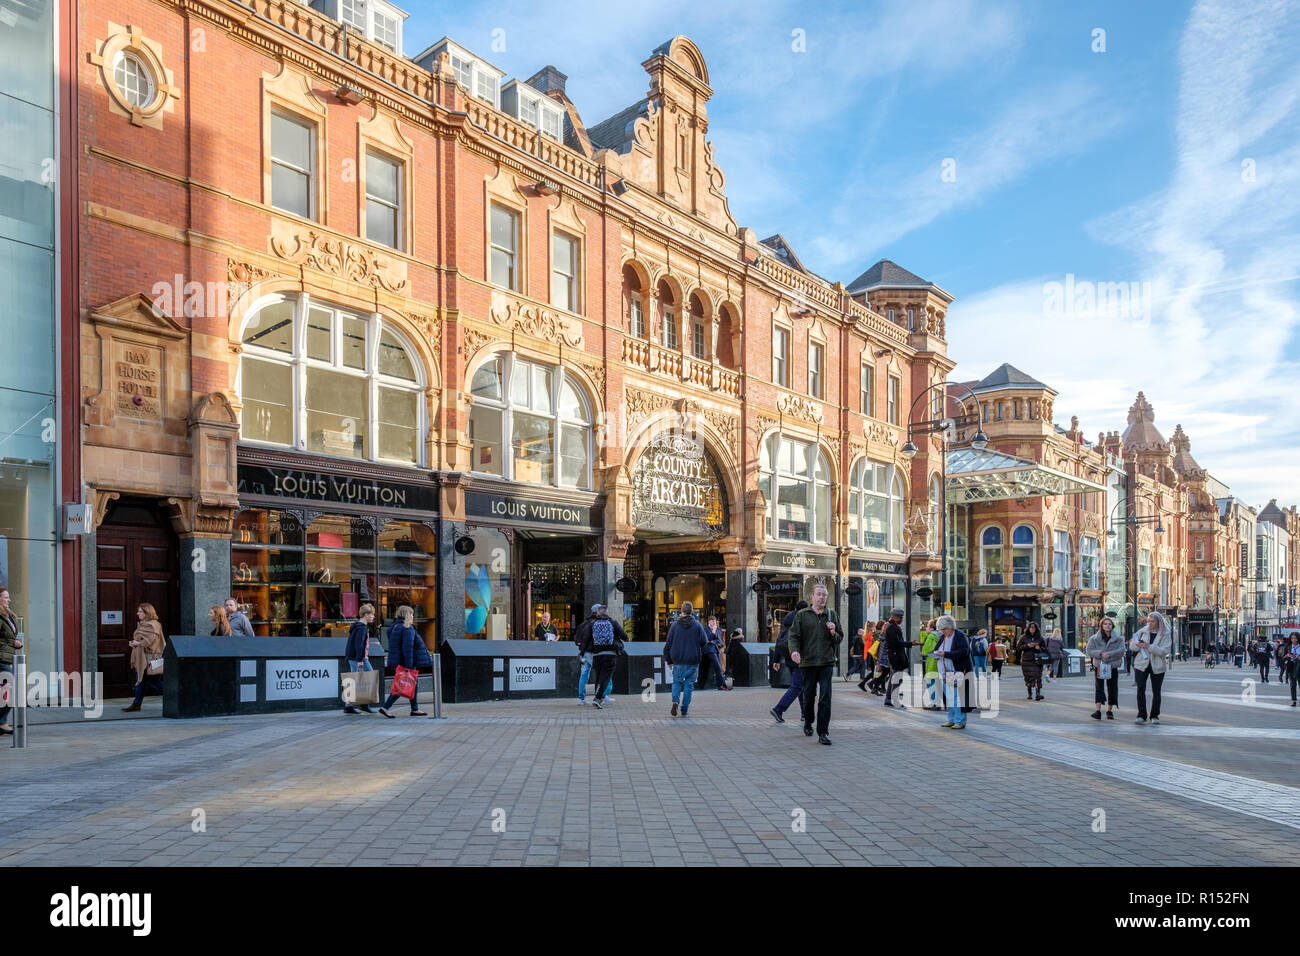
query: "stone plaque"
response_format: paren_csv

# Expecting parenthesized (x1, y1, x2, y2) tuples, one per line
(113, 340, 163, 421)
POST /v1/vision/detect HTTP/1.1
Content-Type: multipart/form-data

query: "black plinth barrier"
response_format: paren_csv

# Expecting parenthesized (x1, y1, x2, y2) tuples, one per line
(614, 643, 672, 696)
(440, 639, 581, 702)
(729, 643, 776, 687)
(768, 646, 793, 688)
(163, 636, 385, 718)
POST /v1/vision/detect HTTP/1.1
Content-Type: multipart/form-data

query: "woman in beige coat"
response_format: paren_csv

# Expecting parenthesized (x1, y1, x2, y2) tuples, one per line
(123, 603, 166, 712)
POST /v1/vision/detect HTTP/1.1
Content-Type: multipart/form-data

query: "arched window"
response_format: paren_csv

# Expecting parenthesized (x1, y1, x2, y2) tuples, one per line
(759, 434, 832, 544)
(848, 459, 904, 552)
(657, 279, 678, 349)
(622, 264, 646, 339)
(467, 352, 593, 489)
(688, 291, 709, 360)
(1011, 525, 1036, 585)
(981, 526, 1004, 585)
(929, 473, 943, 553)
(239, 294, 424, 464)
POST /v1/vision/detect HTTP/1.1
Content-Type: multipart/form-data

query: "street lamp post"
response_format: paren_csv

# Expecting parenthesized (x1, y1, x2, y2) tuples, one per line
(898, 381, 987, 620)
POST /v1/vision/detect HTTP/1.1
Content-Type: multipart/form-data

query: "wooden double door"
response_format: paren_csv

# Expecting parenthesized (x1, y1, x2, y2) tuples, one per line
(96, 502, 179, 699)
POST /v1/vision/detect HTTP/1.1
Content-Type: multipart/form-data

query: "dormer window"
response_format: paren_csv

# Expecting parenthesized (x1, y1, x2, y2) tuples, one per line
(415, 38, 505, 109)
(320, 0, 406, 54)
(474, 71, 498, 105)
(450, 55, 472, 88)
(502, 80, 565, 140)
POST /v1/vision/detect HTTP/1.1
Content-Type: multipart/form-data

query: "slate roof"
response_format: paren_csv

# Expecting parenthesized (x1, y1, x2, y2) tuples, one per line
(586, 100, 648, 151)
(1258, 499, 1288, 529)
(972, 363, 1050, 392)
(847, 259, 928, 292)
(759, 234, 810, 274)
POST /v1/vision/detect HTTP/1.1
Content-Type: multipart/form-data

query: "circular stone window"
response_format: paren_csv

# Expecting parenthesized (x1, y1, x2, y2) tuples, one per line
(112, 50, 155, 109)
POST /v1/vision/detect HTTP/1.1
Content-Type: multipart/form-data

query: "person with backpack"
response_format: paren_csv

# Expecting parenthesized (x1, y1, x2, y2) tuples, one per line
(578, 604, 627, 710)
(771, 601, 808, 723)
(787, 585, 841, 744)
(378, 606, 431, 718)
(969, 629, 990, 678)
(574, 604, 615, 704)
(663, 601, 707, 717)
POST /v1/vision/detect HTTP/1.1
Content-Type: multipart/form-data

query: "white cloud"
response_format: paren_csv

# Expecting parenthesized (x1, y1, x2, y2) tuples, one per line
(949, 0, 1300, 505)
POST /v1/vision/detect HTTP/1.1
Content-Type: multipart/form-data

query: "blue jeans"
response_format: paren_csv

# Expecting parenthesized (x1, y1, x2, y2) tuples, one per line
(774, 662, 803, 718)
(349, 658, 373, 671)
(946, 674, 965, 726)
(578, 653, 613, 701)
(671, 664, 698, 712)
(972, 655, 987, 676)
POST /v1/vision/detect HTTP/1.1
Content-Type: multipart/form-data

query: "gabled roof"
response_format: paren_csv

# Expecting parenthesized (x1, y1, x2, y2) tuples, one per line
(586, 99, 648, 151)
(1258, 499, 1288, 529)
(971, 363, 1052, 392)
(759, 234, 810, 274)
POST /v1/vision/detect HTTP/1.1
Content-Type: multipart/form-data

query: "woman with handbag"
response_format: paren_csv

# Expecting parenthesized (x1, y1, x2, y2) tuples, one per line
(1016, 622, 1047, 701)
(1085, 617, 1124, 720)
(122, 603, 166, 712)
(379, 605, 431, 718)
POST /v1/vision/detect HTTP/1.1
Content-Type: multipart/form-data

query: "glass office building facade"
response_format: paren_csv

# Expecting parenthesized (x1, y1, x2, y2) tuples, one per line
(0, 0, 60, 674)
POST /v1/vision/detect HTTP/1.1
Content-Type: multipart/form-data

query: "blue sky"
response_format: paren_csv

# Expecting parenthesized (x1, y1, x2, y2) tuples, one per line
(403, 0, 1300, 507)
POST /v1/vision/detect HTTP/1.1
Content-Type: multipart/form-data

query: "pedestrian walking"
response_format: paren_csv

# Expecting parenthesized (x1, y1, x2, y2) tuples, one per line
(1232, 639, 1245, 668)
(702, 614, 731, 690)
(534, 610, 559, 642)
(1253, 636, 1271, 683)
(770, 602, 808, 723)
(931, 615, 971, 729)
(847, 627, 865, 682)
(122, 603, 166, 712)
(664, 601, 706, 717)
(208, 605, 232, 637)
(920, 621, 941, 710)
(1016, 622, 1047, 701)
(1086, 617, 1123, 720)
(342, 603, 377, 715)
(0, 588, 20, 734)
(224, 597, 256, 638)
(1283, 634, 1299, 707)
(881, 608, 914, 709)
(788, 584, 841, 744)
(1131, 610, 1172, 724)
(989, 635, 1007, 678)
(1046, 628, 1065, 682)
(579, 604, 626, 710)
(969, 629, 989, 679)
(574, 604, 615, 704)
(378, 606, 431, 718)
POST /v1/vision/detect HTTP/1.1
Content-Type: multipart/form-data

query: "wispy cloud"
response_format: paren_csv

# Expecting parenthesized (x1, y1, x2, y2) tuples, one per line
(950, 0, 1300, 505)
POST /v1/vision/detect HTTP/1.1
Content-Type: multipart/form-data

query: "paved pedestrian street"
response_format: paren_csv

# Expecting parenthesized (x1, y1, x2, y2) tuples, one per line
(3, 666, 1298, 867)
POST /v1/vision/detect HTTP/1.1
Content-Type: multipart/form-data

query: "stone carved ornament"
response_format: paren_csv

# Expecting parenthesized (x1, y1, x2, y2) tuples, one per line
(777, 392, 823, 424)
(489, 298, 584, 349)
(271, 229, 408, 294)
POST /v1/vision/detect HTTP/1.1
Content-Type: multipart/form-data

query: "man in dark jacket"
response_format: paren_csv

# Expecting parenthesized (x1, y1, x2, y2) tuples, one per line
(578, 604, 626, 710)
(702, 614, 731, 690)
(664, 602, 708, 717)
(788, 584, 841, 745)
(882, 607, 915, 709)
(770, 601, 808, 725)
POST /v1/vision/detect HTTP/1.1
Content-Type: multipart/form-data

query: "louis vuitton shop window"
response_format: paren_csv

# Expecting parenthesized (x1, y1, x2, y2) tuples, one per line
(233, 459, 441, 644)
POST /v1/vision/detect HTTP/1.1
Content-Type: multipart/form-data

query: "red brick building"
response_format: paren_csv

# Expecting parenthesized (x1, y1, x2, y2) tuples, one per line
(68, 0, 957, 693)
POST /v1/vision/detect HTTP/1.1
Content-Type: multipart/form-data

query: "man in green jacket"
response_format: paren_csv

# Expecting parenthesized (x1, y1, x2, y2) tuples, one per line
(788, 583, 842, 745)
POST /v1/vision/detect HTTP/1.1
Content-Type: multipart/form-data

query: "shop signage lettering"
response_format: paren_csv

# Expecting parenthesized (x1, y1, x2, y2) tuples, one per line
(114, 343, 162, 420)
(509, 659, 556, 691)
(849, 558, 907, 576)
(466, 491, 591, 528)
(765, 550, 835, 572)
(265, 658, 339, 700)
(631, 434, 724, 536)
(237, 465, 438, 513)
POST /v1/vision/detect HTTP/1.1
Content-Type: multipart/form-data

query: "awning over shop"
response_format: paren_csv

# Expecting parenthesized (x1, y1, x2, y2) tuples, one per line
(945, 447, 1107, 503)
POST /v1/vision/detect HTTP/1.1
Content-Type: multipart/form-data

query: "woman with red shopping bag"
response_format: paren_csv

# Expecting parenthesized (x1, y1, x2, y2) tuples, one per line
(379, 606, 431, 718)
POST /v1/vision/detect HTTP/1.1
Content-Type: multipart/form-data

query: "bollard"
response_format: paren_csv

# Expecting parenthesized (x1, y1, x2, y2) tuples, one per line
(12, 652, 26, 749)
(430, 654, 443, 719)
